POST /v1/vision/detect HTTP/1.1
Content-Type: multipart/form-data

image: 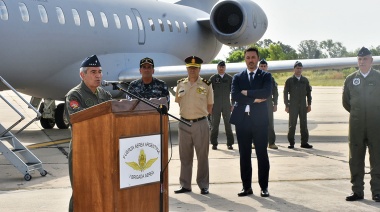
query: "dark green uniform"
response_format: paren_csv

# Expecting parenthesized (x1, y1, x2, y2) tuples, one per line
(209, 73, 234, 146)
(342, 69, 380, 197)
(65, 81, 112, 212)
(267, 76, 278, 145)
(284, 75, 312, 146)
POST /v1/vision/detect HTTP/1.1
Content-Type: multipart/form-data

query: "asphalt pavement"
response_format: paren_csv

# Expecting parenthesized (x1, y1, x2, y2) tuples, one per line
(0, 87, 379, 211)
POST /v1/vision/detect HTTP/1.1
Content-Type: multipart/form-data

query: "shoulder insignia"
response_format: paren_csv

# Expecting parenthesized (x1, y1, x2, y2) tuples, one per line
(202, 78, 211, 86)
(177, 78, 186, 84)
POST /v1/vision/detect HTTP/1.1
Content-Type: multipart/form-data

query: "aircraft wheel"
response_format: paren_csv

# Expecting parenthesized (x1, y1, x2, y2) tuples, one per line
(40, 170, 48, 176)
(55, 103, 69, 129)
(24, 174, 32, 181)
(39, 103, 55, 129)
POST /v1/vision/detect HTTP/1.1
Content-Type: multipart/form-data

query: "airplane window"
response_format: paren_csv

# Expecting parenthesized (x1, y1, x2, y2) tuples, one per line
(113, 14, 121, 29)
(72, 9, 80, 26)
(18, 3, 29, 22)
(167, 20, 173, 32)
(87, 10, 95, 27)
(135, 15, 143, 31)
(125, 15, 132, 30)
(100, 12, 108, 28)
(56, 7, 65, 24)
(38, 5, 48, 23)
(183, 22, 188, 33)
(0, 1, 8, 20)
(158, 19, 164, 32)
(175, 21, 181, 32)
(148, 18, 155, 31)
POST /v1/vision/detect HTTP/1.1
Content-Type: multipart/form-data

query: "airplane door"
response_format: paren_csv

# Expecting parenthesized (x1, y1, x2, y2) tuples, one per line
(131, 9, 145, 45)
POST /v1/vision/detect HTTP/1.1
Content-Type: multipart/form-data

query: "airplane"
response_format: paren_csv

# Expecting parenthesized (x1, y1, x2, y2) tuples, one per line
(0, 0, 379, 130)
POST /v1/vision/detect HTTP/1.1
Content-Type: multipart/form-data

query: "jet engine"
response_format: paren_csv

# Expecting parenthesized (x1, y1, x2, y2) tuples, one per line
(209, 0, 268, 46)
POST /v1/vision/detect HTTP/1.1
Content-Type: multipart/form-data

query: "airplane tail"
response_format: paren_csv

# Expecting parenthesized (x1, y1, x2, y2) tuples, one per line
(175, 0, 219, 13)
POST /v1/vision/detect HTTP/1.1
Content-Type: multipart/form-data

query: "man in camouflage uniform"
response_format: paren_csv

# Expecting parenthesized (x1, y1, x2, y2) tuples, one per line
(343, 47, 380, 202)
(126, 57, 170, 109)
(209, 61, 234, 150)
(174, 56, 213, 195)
(65, 55, 112, 212)
(284, 61, 313, 149)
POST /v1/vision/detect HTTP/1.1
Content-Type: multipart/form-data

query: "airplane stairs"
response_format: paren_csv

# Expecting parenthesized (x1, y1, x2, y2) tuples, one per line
(0, 76, 47, 181)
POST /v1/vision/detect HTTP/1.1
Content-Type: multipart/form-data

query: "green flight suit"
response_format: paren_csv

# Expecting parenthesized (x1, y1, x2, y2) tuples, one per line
(284, 75, 312, 146)
(209, 73, 234, 146)
(267, 76, 279, 145)
(342, 69, 380, 196)
(65, 81, 112, 212)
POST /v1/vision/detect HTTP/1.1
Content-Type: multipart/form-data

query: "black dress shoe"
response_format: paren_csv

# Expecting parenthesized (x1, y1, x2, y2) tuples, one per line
(288, 145, 294, 149)
(227, 145, 233, 150)
(300, 143, 313, 148)
(174, 187, 191, 194)
(346, 193, 363, 201)
(261, 189, 270, 197)
(200, 188, 209, 195)
(238, 188, 253, 197)
(373, 194, 380, 202)
(212, 145, 217, 150)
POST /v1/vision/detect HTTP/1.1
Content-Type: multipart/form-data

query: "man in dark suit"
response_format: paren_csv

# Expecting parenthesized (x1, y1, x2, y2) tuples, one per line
(229, 47, 272, 197)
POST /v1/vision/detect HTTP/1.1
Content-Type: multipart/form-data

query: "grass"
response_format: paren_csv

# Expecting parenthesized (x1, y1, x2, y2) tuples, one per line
(272, 68, 357, 86)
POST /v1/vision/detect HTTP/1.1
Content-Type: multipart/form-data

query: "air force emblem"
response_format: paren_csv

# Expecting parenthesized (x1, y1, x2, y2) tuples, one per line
(353, 78, 360, 86)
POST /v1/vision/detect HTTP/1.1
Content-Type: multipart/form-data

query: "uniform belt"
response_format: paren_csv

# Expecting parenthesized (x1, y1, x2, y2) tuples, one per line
(181, 116, 206, 123)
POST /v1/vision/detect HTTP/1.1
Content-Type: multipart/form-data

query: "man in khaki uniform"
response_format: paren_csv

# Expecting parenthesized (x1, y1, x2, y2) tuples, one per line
(343, 47, 380, 202)
(174, 56, 213, 195)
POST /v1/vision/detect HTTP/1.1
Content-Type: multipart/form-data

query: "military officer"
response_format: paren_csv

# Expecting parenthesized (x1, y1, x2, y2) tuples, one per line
(65, 55, 112, 212)
(343, 47, 380, 202)
(284, 61, 313, 149)
(174, 56, 213, 195)
(253, 59, 279, 149)
(126, 57, 170, 109)
(209, 61, 234, 150)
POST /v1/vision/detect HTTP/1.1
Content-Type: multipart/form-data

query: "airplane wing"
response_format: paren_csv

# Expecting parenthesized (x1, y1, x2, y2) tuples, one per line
(120, 56, 380, 87)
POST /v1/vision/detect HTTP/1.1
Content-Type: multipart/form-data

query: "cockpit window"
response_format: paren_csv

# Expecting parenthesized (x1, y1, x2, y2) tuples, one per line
(0, 1, 8, 20)
(18, 3, 29, 22)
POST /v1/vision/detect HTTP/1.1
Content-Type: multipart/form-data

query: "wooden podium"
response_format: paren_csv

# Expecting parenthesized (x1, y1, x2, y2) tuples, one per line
(70, 99, 169, 212)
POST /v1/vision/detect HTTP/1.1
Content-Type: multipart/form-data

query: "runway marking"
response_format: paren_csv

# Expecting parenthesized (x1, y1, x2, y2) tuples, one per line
(27, 139, 70, 149)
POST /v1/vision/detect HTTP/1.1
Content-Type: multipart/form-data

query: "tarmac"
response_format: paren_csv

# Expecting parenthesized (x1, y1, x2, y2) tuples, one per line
(0, 87, 379, 212)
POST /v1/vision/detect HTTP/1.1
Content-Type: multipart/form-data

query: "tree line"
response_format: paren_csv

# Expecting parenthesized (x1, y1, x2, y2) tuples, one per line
(220, 39, 380, 63)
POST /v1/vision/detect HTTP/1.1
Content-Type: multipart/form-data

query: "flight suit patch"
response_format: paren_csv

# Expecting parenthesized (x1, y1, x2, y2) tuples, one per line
(353, 78, 360, 86)
(69, 100, 80, 109)
(85, 98, 95, 107)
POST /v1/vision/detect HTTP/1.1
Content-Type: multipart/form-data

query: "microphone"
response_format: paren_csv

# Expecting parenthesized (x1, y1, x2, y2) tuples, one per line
(101, 80, 129, 86)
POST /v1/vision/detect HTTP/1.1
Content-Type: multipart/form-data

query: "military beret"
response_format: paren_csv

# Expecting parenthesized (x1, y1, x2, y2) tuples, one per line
(217, 61, 225, 66)
(357, 47, 371, 57)
(185, 56, 203, 68)
(294, 61, 303, 68)
(259, 59, 268, 65)
(81, 55, 101, 67)
(140, 57, 154, 67)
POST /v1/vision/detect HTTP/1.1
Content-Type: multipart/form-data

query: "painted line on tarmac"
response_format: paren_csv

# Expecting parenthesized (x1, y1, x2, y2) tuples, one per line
(27, 139, 70, 149)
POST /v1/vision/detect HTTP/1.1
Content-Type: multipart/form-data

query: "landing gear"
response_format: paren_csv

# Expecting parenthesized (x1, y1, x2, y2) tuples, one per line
(39, 103, 55, 129)
(55, 103, 69, 129)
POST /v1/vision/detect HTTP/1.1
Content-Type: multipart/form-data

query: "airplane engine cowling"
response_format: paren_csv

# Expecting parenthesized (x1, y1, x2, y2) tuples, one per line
(210, 0, 268, 46)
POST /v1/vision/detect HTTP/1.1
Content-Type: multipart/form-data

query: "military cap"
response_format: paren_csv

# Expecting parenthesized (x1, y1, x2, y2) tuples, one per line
(259, 59, 268, 65)
(140, 57, 154, 67)
(217, 61, 225, 66)
(294, 61, 303, 68)
(185, 56, 203, 68)
(357, 47, 371, 57)
(81, 55, 101, 67)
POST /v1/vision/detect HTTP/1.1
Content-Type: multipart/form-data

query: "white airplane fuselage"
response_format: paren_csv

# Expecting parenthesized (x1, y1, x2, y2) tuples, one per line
(0, 0, 228, 99)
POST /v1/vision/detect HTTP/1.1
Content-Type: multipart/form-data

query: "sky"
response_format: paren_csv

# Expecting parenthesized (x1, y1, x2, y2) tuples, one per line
(162, 0, 380, 60)
(217, 0, 380, 59)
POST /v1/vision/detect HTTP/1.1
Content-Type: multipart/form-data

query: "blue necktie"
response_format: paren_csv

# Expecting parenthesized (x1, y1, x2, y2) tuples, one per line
(249, 72, 254, 87)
